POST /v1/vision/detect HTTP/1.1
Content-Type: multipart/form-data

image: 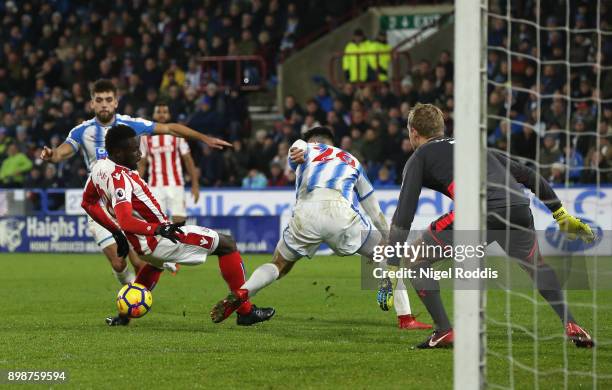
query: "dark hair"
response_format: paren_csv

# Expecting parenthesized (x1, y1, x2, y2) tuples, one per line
(303, 126, 334, 143)
(91, 79, 117, 97)
(105, 124, 136, 154)
(154, 98, 170, 107)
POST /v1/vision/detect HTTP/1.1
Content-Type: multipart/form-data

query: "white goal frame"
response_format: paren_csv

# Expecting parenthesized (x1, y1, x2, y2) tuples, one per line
(453, 0, 488, 389)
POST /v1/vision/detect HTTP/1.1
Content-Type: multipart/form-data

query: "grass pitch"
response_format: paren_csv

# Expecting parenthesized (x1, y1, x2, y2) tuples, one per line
(1, 254, 610, 389)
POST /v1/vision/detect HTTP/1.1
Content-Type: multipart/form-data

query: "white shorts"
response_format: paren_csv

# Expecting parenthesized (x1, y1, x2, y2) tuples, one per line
(276, 189, 373, 262)
(87, 216, 115, 250)
(143, 225, 220, 267)
(151, 186, 187, 218)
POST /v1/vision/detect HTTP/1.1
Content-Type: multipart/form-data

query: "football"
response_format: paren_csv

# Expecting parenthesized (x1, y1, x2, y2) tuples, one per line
(116, 283, 153, 318)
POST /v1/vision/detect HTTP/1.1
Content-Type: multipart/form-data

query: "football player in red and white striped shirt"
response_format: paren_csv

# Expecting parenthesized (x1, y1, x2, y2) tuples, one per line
(138, 102, 199, 224)
(82, 124, 275, 327)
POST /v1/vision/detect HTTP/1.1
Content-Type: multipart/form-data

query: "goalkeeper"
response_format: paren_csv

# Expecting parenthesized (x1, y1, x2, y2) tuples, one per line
(378, 103, 595, 349)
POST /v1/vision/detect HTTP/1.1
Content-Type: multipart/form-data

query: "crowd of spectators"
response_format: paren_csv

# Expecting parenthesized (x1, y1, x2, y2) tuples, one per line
(0, 0, 369, 193)
(0, 0, 610, 211)
(486, 0, 612, 184)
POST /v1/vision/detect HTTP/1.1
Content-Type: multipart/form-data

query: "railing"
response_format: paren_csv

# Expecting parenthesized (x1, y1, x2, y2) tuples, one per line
(199, 55, 267, 91)
(328, 50, 411, 94)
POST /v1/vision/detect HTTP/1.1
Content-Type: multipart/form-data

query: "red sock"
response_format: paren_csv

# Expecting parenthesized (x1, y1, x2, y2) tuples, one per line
(135, 264, 163, 291)
(219, 251, 252, 315)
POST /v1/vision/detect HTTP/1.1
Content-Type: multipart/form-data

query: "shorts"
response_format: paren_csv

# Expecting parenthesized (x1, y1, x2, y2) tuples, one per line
(424, 205, 540, 264)
(276, 190, 373, 262)
(143, 225, 219, 267)
(87, 216, 115, 250)
(151, 186, 187, 218)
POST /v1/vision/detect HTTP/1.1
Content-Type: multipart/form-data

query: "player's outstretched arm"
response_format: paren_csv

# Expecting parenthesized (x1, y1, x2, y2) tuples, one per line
(154, 123, 232, 150)
(181, 152, 200, 202)
(491, 150, 595, 242)
(81, 180, 129, 257)
(360, 193, 389, 235)
(40, 142, 75, 163)
(113, 202, 161, 236)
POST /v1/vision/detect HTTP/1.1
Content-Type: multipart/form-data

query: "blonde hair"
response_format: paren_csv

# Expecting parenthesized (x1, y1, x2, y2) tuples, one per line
(407, 103, 445, 137)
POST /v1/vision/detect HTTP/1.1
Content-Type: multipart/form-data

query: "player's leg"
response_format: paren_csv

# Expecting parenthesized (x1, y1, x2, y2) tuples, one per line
(241, 248, 296, 295)
(400, 214, 455, 348)
(356, 221, 431, 329)
(177, 228, 275, 326)
(89, 216, 136, 285)
(210, 240, 297, 324)
(212, 233, 254, 315)
(127, 249, 146, 274)
(210, 216, 315, 324)
(490, 206, 594, 348)
(168, 185, 187, 224)
(153, 187, 182, 273)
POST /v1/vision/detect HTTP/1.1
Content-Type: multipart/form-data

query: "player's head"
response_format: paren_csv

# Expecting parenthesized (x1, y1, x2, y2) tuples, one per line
(90, 79, 118, 124)
(407, 103, 445, 149)
(153, 100, 171, 123)
(105, 124, 141, 170)
(303, 126, 334, 145)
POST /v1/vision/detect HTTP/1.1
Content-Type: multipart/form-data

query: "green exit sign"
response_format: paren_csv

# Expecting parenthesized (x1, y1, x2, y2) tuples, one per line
(380, 14, 441, 31)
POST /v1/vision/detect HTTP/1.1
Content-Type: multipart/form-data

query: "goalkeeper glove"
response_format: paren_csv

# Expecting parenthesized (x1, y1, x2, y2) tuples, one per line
(553, 207, 595, 243)
(155, 221, 185, 244)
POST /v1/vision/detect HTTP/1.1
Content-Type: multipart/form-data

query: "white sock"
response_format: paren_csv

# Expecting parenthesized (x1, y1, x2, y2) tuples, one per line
(113, 264, 135, 285)
(394, 278, 412, 316)
(241, 263, 280, 296)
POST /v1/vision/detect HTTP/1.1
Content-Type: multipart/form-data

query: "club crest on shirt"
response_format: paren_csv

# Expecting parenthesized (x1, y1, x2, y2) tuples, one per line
(96, 147, 108, 159)
(115, 188, 126, 200)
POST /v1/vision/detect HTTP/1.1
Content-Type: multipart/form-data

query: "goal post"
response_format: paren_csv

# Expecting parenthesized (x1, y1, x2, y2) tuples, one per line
(453, 0, 488, 389)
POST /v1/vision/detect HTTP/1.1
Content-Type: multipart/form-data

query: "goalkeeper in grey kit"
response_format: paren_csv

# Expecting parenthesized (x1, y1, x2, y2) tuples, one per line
(378, 103, 595, 349)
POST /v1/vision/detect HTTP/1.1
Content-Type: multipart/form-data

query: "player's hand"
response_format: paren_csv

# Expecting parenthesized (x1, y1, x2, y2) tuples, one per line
(289, 147, 306, 164)
(191, 184, 200, 203)
(155, 221, 185, 243)
(41, 146, 54, 161)
(203, 135, 232, 150)
(377, 277, 394, 311)
(112, 231, 130, 258)
(553, 207, 595, 243)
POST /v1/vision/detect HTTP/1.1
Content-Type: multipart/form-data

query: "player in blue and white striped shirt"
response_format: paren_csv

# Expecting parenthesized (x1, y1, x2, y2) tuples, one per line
(211, 127, 431, 329)
(41, 79, 231, 287)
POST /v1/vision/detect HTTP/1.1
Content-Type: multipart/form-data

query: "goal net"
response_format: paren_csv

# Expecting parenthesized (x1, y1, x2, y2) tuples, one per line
(455, 0, 612, 388)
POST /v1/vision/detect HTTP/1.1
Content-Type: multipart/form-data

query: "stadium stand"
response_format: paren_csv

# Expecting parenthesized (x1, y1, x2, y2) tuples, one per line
(0, 0, 609, 209)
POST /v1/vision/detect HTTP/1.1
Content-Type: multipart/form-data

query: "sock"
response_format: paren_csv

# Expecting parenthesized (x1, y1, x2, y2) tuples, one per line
(219, 251, 252, 315)
(162, 262, 178, 273)
(410, 263, 452, 331)
(531, 264, 576, 325)
(393, 278, 412, 316)
(242, 263, 280, 297)
(135, 264, 163, 291)
(113, 264, 135, 285)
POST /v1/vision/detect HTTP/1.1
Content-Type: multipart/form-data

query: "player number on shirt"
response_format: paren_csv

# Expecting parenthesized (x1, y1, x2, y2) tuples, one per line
(312, 147, 356, 168)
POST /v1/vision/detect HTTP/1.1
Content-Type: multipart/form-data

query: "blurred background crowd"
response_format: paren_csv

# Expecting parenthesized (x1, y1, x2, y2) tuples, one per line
(0, 0, 609, 199)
